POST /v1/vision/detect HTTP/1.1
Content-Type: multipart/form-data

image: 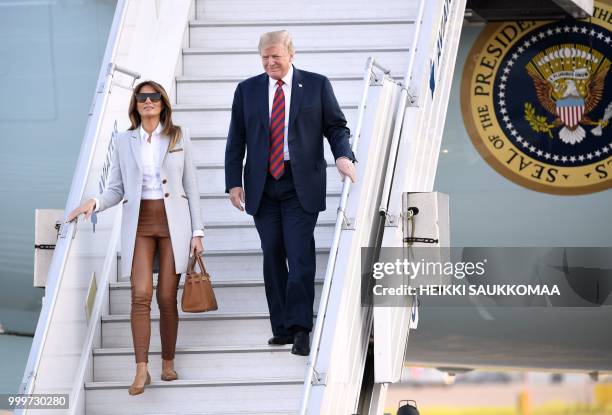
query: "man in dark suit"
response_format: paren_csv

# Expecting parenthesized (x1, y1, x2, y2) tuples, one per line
(225, 30, 356, 356)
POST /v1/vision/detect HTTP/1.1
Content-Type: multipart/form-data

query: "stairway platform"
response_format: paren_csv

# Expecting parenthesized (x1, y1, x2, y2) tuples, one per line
(108, 278, 323, 314)
(101, 312, 317, 348)
(92, 345, 307, 383)
(189, 17, 414, 27)
(85, 378, 303, 414)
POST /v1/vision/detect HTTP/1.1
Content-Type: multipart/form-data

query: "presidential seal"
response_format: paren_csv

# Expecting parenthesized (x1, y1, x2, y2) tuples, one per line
(462, 1, 612, 194)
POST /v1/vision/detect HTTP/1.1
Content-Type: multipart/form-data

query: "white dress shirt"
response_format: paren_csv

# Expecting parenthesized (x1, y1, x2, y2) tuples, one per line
(140, 123, 167, 200)
(268, 65, 293, 161)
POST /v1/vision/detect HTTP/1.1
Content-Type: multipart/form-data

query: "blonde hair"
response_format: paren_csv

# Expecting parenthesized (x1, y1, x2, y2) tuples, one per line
(258, 30, 295, 55)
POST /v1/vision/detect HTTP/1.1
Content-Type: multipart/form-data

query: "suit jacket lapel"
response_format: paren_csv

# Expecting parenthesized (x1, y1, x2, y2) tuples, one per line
(129, 129, 143, 170)
(259, 74, 270, 135)
(289, 66, 303, 128)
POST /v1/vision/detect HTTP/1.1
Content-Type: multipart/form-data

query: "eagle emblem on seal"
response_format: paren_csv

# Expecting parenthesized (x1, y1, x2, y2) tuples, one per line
(525, 44, 611, 144)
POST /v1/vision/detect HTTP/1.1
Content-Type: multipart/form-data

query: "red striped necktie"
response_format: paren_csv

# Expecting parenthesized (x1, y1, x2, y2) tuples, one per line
(269, 79, 285, 179)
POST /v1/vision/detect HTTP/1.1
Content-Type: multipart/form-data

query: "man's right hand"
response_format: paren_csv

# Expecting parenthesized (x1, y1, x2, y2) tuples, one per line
(229, 187, 245, 211)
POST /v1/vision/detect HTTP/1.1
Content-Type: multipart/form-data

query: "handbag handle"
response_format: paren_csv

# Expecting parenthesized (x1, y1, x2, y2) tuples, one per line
(187, 253, 208, 275)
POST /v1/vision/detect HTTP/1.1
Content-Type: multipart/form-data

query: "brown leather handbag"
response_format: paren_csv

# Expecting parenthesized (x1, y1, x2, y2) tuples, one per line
(181, 254, 218, 313)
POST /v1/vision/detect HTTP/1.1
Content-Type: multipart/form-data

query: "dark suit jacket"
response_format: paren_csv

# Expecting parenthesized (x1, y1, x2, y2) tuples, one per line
(225, 66, 355, 215)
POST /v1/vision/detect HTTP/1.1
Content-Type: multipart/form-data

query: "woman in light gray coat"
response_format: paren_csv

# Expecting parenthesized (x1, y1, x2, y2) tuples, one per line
(68, 80, 204, 395)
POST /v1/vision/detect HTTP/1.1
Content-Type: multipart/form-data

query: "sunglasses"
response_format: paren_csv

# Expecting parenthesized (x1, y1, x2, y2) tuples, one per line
(135, 92, 162, 103)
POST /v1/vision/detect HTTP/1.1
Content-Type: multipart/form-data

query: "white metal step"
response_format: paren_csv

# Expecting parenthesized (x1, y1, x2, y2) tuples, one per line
(85, 378, 302, 414)
(117, 247, 330, 283)
(108, 278, 324, 315)
(68, 220, 334, 255)
(195, 163, 347, 194)
(101, 312, 316, 349)
(189, 19, 413, 50)
(191, 135, 337, 164)
(203, 217, 335, 250)
(173, 103, 359, 136)
(199, 191, 341, 224)
(195, 0, 417, 21)
(177, 75, 367, 106)
(92, 345, 306, 382)
(182, 46, 409, 78)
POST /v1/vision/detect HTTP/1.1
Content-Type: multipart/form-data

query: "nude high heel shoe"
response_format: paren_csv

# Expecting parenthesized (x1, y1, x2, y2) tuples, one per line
(161, 368, 178, 381)
(128, 372, 151, 396)
(161, 359, 179, 381)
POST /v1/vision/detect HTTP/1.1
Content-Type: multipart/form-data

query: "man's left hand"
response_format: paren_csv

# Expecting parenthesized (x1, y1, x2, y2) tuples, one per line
(336, 157, 357, 183)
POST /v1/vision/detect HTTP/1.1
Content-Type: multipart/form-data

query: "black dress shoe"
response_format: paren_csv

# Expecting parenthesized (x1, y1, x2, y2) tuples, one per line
(268, 335, 293, 345)
(291, 331, 310, 356)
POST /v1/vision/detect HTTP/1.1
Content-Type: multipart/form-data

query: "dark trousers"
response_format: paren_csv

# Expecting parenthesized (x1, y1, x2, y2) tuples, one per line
(130, 200, 180, 363)
(253, 163, 319, 336)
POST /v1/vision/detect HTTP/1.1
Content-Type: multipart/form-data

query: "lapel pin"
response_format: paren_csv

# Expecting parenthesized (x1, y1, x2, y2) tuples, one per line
(298, 83, 303, 88)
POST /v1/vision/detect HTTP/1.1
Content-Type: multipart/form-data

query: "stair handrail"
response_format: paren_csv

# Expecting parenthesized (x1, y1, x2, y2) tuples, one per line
(18, 0, 133, 399)
(298, 56, 391, 415)
(379, 0, 427, 216)
(299, 1, 427, 412)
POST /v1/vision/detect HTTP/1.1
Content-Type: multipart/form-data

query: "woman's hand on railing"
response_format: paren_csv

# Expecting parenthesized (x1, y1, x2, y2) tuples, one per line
(67, 199, 97, 222)
(190, 236, 204, 258)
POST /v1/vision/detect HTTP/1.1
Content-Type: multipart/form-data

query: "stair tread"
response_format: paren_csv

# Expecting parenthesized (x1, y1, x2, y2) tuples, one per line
(109, 278, 324, 290)
(73, 221, 335, 232)
(190, 133, 228, 139)
(102, 311, 317, 322)
(174, 103, 359, 110)
(118, 247, 330, 258)
(126, 412, 295, 415)
(195, 162, 338, 169)
(132, 412, 295, 415)
(93, 344, 294, 355)
(103, 311, 268, 322)
(85, 377, 304, 390)
(204, 247, 330, 255)
(178, 74, 380, 83)
(200, 219, 336, 227)
(187, 134, 358, 143)
(199, 191, 341, 198)
(142, 412, 295, 415)
(190, 17, 414, 27)
(184, 45, 410, 54)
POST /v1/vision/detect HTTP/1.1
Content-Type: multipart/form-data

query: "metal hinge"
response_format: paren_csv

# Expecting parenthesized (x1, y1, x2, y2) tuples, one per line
(369, 72, 384, 86)
(311, 369, 327, 386)
(57, 219, 77, 240)
(402, 85, 419, 107)
(338, 207, 355, 230)
(384, 213, 398, 227)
